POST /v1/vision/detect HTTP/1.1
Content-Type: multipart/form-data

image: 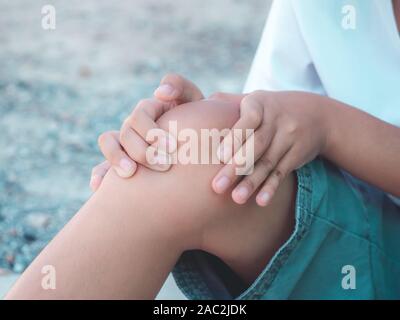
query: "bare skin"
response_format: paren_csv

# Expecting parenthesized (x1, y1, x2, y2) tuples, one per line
(7, 0, 399, 301)
(394, 0, 400, 35)
(5, 99, 295, 299)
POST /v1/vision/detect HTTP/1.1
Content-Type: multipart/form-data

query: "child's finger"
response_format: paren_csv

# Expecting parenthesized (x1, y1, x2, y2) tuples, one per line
(154, 73, 204, 104)
(119, 121, 171, 172)
(231, 122, 275, 170)
(90, 161, 111, 192)
(128, 99, 176, 153)
(213, 122, 292, 196)
(230, 157, 271, 204)
(212, 161, 241, 194)
(98, 130, 137, 178)
(256, 149, 296, 207)
(230, 147, 279, 204)
(217, 96, 264, 163)
(212, 125, 274, 195)
(212, 127, 273, 195)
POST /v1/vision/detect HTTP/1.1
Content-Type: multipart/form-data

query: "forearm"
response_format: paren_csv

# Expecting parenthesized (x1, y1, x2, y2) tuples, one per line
(320, 96, 400, 196)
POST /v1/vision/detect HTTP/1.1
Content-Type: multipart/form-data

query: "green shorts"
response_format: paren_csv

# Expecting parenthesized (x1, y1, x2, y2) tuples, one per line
(172, 158, 400, 300)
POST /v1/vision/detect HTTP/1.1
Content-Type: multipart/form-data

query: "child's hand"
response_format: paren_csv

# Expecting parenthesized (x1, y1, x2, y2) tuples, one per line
(212, 90, 328, 206)
(90, 74, 204, 191)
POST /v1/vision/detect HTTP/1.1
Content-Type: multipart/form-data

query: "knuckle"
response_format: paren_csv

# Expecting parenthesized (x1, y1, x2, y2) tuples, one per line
(122, 117, 130, 128)
(285, 119, 298, 134)
(111, 152, 122, 166)
(258, 157, 274, 172)
(128, 112, 139, 128)
(245, 106, 261, 124)
(241, 98, 262, 124)
(97, 132, 109, 148)
(91, 167, 98, 176)
(161, 72, 183, 84)
(224, 165, 237, 179)
(252, 90, 277, 112)
(129, 105, 146, 127)
(240, 94, 254, 108)
(119, 127, 130, 146)
(253, 133, 267, 150)
(272, 168, 286, 181)
(135, 98, 151, 111)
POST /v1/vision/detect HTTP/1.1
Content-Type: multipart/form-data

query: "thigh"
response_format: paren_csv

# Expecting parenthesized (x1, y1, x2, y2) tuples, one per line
(6, 98, 296, 299)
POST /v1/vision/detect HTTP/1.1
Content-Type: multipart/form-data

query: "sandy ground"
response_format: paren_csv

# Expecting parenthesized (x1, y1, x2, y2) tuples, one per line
(0, 0, 271, 298)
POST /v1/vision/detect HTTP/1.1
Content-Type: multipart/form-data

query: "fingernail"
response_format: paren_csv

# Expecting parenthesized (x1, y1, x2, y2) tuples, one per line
(154, 84, 175, 97)
(90, 175, 101, 190)
(257, 192, 270, 206)
(235, 186, 249, 202)
(214, 176, 230, 193)
(115, 158, 135, 177)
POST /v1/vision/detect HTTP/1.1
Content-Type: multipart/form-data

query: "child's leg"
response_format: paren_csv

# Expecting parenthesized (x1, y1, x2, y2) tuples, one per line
(6, 100, 295, 299)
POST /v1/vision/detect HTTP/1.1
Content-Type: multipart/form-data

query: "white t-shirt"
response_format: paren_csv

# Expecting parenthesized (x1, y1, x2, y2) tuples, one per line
(244, 0, 399, 202)
(244, 0, 400, 126)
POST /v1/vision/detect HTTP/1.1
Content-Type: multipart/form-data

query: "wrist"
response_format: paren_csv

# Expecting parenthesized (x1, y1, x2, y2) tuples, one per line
(317, 95, 337, 158)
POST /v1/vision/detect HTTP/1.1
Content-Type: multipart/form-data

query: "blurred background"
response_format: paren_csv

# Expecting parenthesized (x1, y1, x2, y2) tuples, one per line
(0, 0, 271, 298)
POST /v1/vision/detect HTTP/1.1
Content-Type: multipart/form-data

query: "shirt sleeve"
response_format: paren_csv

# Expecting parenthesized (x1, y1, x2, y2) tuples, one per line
(243, 0, 324, 94)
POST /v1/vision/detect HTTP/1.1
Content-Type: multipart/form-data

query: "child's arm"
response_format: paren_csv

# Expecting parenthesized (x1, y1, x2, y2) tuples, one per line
(321, 94, 400, 196)
(214, 90, 400, 206)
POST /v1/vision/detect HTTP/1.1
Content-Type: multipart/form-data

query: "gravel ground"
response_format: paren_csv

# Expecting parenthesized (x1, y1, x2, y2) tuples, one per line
(0, 0, 270, 279)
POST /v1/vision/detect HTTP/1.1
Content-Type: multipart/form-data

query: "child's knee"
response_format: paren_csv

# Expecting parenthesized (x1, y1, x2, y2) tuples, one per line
(157, 100, 296, 257)
(157, 99, 240, 134)
(148, 100, 241, 241)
